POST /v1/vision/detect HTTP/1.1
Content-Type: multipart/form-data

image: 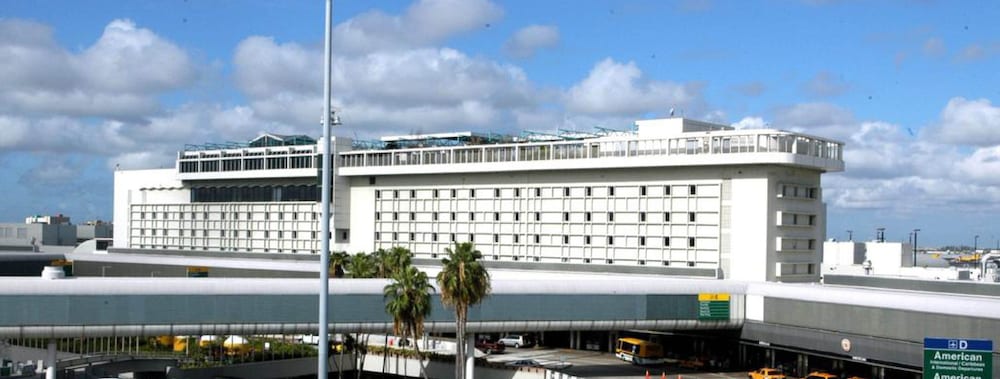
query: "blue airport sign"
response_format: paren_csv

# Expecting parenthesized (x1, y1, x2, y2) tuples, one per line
(925, 338, 993, 352)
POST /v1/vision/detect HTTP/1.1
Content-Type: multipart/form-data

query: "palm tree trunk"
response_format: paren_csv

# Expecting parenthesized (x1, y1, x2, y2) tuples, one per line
(456, 313, 465, 379)
(412, 326, 429, 379)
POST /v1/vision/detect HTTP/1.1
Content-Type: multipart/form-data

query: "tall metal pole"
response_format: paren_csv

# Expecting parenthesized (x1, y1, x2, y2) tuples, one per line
(319, 0, 334, 378)
(912, 229, 920, 267)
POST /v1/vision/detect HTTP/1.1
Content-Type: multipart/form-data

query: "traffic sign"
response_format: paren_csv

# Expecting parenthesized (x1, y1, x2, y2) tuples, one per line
(924, 338, 992, 379)
(697, 293, 730, 320)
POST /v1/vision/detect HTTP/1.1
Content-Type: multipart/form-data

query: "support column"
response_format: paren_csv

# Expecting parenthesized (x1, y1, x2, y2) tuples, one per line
(45, 338, 56, 379)
(465, 336, 475, 379)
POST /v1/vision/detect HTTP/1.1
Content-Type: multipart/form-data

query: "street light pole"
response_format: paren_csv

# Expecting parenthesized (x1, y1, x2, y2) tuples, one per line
(974, 235, 980, 252)
(912, 229, 920, 267)
(847, 230, 853, 241)
(318, 1, 334, 378)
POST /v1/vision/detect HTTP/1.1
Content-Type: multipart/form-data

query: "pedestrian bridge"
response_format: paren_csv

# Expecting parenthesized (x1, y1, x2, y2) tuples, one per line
(0, 276, 746, 338)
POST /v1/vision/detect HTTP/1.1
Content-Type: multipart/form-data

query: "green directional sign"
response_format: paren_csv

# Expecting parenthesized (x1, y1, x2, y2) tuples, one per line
(697, 293, 730, 320)
(924, 338, 992, 379)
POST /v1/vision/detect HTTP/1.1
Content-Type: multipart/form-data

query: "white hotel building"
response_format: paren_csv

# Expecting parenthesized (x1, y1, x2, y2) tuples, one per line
(113, 118, 843, 282)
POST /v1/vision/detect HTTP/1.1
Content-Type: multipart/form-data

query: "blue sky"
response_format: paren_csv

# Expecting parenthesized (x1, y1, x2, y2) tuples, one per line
(2, 0, 1000, 247)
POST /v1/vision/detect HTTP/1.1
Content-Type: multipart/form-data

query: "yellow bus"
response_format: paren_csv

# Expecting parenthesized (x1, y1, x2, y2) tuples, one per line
(615, 337, 666, 365)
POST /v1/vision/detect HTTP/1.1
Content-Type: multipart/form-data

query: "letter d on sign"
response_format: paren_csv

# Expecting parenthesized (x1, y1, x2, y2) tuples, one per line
(959, 340, 969, 350)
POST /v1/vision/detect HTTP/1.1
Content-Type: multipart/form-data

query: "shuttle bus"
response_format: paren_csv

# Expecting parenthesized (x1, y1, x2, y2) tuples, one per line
(615, 337, 666, 365)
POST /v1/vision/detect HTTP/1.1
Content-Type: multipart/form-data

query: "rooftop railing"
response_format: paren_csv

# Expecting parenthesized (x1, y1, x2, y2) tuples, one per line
(338, 130, 843, 169)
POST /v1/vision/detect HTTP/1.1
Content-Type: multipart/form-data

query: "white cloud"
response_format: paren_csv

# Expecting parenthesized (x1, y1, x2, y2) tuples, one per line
(0, 18, 197, 120)
(802, 71, 850, 97)
(929, 97, 1000, 146)
(234, 36, 538, 135)
(956, 44, 985, 62)
(565, 58, 703, 116)
(733, 81, 765, 97)
(503, 25, 560, 59)
(922, 37, 945, 56)
(772, 102, 856, 141)
(333, 0, 502, 54)
(731, 116, 766, 129)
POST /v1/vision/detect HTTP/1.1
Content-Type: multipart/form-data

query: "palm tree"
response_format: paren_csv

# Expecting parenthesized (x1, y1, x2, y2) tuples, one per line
(329, 251, 350, 278)
(346, 253, 376, 279)
(384, 265, 435, 379)
(436, 242, 491, 379)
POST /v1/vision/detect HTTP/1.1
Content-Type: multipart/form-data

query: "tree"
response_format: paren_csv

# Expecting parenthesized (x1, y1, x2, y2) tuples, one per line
(384, 265, 435, 379)
(329, 251, 351, 278)
(372, 247, 412, 278)
(436, 242, 491, 379)
(346, 253, 376, 279)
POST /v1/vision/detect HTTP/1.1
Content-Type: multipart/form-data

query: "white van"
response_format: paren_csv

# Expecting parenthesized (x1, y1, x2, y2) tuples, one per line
(498, 334, 532, 348)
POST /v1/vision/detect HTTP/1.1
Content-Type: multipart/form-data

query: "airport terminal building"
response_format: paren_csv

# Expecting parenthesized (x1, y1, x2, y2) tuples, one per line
(113, 118, 844, 282)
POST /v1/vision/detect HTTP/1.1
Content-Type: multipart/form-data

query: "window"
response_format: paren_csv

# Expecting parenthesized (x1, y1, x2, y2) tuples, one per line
(393, 212, 399, 221)
(469, 212, 475, 221)
(494, 212, 500, 221)
(433, 213, 439, 221)
(494, 188, 500, 197)
(585, 236, 591, 245)
(292, 231, 298, 239)
(393, 190, 399, 198)
(375, 190, 382, 199)
(515, 212, 521, 221)
(586, 212, 592, 222)
(450, 233, 456, 242)
(640, 236, 646, 246)
(533, 234, 540, 243)
(432, 233, 438, 242)
(534, 212, 541, 221)
(563, 212, 570, 222)
(451, 189, 457, 197)
(494, 234, 499, 243)
(562, 235, 569, 244)
(608, 212, 615, 222)
(470, 189, 476, 198)
(515, 188, 521, 197)
(664, 212, 671, 222)
(608, 186, 615, 196)
(392, 232, 398, 241)
(689, 185, 697, 195)
(535, 188, 541, 197)
(265, 231, 270, 238)
(409, 212, 416, 221)
(665, 185, 672, 196)
(292, 212, 298, 220)
(689, 212, 696, 223)
(688, 237, 696, 247)
(514, 234, 520, 243)
(607, 236, 614, 245)
(640, 212, 647, 222)
(375, 212, 381, 221)
(640, 186, 647, 196)
(433, 189, 439, 198)
(409, 232, 415, 241)
(664, 237, 670, 246)
(564, 187, 570, 196)
(451, 212, 456, 221)
(586, 187, 592, 196)
(410, 189, 416, 198)
(468, 234, 474, 242)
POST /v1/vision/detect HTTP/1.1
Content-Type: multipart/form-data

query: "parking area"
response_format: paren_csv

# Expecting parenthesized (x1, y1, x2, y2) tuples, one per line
(482, 345, 748, 379)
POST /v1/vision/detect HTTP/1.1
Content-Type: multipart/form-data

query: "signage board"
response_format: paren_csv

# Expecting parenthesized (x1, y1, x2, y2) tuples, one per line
(924, 338, 992, 379)
(697, 293, 730, 320)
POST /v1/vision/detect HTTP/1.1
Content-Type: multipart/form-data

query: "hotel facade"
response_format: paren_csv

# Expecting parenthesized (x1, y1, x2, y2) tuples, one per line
(113, 118, 843, 282)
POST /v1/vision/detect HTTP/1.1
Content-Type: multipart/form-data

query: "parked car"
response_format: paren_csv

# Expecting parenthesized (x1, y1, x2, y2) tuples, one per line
(498, 334, 533, 348)
(749, 368, 786, 379)
(475, 338, 505, 354)
(804, 371, 837, 379)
